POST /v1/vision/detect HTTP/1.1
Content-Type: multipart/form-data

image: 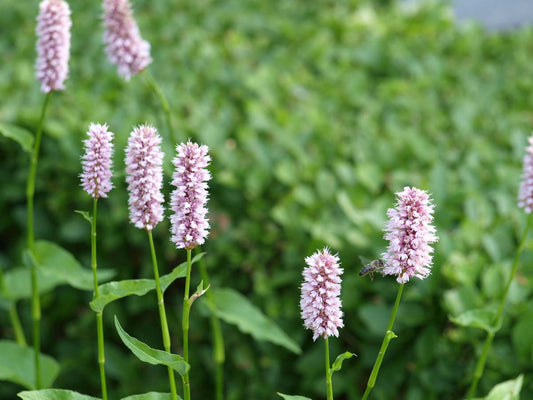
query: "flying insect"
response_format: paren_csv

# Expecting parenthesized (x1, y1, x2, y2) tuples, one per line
(359, 258, 385, 280)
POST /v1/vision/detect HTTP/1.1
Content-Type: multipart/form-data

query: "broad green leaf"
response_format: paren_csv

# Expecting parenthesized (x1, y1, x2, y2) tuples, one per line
(0, 267, 64, 304)
(33, 240, 114, 291)
(485, 374, 523, 400)
(74, 210, 93, 224)
(205, 288, 301, 354)
(18, 389, 100, 400)
(0, 123, 33, 153)
(331, 352, 356, 374)
(0, 340, 59, 389)
(121, 393, 177, 400)
(449, 307, 499, 333)
(277, 393, 311, 400)
(114, 317, 190, 376)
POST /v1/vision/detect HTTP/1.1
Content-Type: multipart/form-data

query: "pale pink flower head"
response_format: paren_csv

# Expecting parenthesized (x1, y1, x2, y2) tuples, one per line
(103, 0, 152, 80)
(35, 0, 71, 93)
(170, 141, 211, 250)
(300, 248, 344, 341)
(125, 125, 164, 231)
(382, 187, 438, 284)
(81, 123, 114, 199)
(518, 136, 533, 213)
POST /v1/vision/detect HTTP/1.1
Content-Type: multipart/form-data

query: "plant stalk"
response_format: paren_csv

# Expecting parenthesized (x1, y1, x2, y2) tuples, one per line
(182, 249, 193, 400)
(0, 269, 27, 346)
(325, 337, 333, 400)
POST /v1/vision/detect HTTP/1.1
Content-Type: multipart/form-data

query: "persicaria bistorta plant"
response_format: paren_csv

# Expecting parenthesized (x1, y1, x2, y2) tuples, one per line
(518, 136, 533, 213)
(81, 123, 114, 199)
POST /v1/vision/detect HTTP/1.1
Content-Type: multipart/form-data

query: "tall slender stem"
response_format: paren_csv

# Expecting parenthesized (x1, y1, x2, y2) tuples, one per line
(0, 269, 27, 346)
(325, 337, 333, 400)
(144, 70, 177, 149)
(182, 249, 193, 400)
(90, 199, 108, 400)
(466, 214, 533, 399)
(26, 92, 51, 388)
(148, 231, 178, 400)
(361, 283, 404, 400)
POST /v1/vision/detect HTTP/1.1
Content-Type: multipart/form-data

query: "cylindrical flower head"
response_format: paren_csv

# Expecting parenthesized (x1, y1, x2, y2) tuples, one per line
(35, 0, 71, 93)
(518, 137, 533, 213)
(125, 125, 164, 231)
(170, 141, 211, 250)
(382, 187, 438, 284)
(103, 0, 152, 80)
(81, 123, 114, 199)
(300, 248, 344, 341)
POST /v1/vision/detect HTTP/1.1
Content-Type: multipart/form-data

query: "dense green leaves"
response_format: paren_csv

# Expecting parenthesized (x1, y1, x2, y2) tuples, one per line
(18, 390, 100, 400)
(484, 375, 523, 400)
(0, 341, 59, 389)
(0, 123, 33, 153)
(449, 308, 500, 333)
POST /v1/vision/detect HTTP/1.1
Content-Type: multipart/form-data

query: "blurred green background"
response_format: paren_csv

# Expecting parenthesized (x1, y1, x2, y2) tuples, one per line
(2, 0, 533, 399)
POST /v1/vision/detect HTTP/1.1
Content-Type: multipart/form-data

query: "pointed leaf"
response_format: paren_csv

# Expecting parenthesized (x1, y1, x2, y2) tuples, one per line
(188, 281, 209, 306)
(277, 393, 311, 400)
(114, 317, 190, 376)
(74, 210, 93, 224)
(18, 389, 100, 400)
(0, 123, 33, 153)
(331, 352, 356, 374)
(205, 288, 301, 354)
(449, 307, 500, 333)
(485, 374, 523, 400)
(0, 267, 66, 303)
(121, 393, 177, 400)
(0, 340, 59, 389)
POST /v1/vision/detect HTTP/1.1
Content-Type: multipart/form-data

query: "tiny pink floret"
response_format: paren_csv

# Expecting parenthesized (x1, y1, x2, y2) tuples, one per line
(300, 248, 344, 341)
(125, 125, 164, 231)
(518, 137, 533, 213)
(81, 123, 114, 199)
(382, 187, 438, 284)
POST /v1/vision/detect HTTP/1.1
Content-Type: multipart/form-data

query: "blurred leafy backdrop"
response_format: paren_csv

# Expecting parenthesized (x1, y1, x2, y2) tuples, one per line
(1, 0, 533, 399)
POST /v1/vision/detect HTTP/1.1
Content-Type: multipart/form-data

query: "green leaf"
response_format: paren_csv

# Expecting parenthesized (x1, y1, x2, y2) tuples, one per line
(33, 240, 114, 291)
(0, 340, 59, 389)
(205, 288, 301, 354)
(330, 351, 356, 374)
(114, 317, 190, 376)
(277, 393, 311, 400)
(449, 307, 499, 333)
(121, 393, 177, 400)
(18, 389, 100, 400)
(485, 374, 523, 400)
(0, 123, 33, 153)
(74, 210, 92, 224)
(188, 280, 209, 306)
(0, 266, 66, 304)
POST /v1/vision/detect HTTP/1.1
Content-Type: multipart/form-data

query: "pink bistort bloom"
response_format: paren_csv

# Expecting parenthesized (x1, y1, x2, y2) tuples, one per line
(35, 0, 71, 93)
(382, 187, 438, 284)
(300, 248, 344, 341)
(81, 123, 114, 198)
(125, 125, 164, 231)
(518, 137, 533, 213)
(103, 0, 152, 80)
(170, 141, 211, 250)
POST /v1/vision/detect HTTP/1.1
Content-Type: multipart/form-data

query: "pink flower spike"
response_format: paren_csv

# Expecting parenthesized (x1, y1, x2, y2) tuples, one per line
(518, 137, 533, 213)
(103, 0, 152, 80)
(300, 248, 344, 341)
(35, 0, 71, 93)
(81, 123, 114, 199)
(170, 141, 211, 250)
(125, 125, 164, 231)
(382, 187, 438, 284)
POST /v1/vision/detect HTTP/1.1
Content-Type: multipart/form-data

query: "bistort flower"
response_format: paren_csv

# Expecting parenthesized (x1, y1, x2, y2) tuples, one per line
(35, 0, 71, 93)
(382, 187, 438, 284)
(170, 141, 211, 250)
(81, 123, 114, 198)
(518, 136, 533, 213)
(300, 248, 344, 341)
(103, 0, 152, 80)
(125, 125, 164, 230)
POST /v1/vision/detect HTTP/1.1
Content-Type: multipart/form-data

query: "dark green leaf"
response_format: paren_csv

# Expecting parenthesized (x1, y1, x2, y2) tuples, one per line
(121, 393, 177, 400)
(331, 352, 356, 374)
(449, 308, 499, 333)
(485, 375, 523, 400)
(18, 390, 100, 400)
(0, 267, 65, 303)
(0, 123, 33, 153)
(277, 393, 311, 400)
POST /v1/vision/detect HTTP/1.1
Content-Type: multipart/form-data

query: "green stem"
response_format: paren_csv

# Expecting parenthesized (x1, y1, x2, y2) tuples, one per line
(197, 247, 225, 400)
(182, 249, 193, 400)
(361, 283, 404, 400)
(91, 199, 108, 400)
(0, 268, 27, 346)
(325, 337, 333, 400)
(148, 231, 178, 400)
(466, 213, 533, 399)
(26, 92, 51, 389)
(144, 70, 177, 148)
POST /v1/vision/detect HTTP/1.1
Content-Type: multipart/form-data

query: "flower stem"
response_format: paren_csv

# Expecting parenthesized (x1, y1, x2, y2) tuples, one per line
(26, 92, 51, 389)
(0, 269, 27, 346)
(148, 231, 178, 400)
(361, 283, 404, 400)
(466, 213, 533, 399)
(90, 199, 108, 400)
(144, 70, 177, 149)
(182, 249, 193, 400)
(325, 337, 333, 400)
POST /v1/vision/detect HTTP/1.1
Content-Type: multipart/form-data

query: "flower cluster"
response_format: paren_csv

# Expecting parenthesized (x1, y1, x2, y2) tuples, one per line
(382, 187, 438, 284)
(103, 0, 152, 80)
(80, 123, 114, 199)
(35, 0, 71, 93)
(518, 136, 533, 213)
(300, 248, 344, 341)
(125, 125, 164, 230)
(170, 141, 211, 250)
